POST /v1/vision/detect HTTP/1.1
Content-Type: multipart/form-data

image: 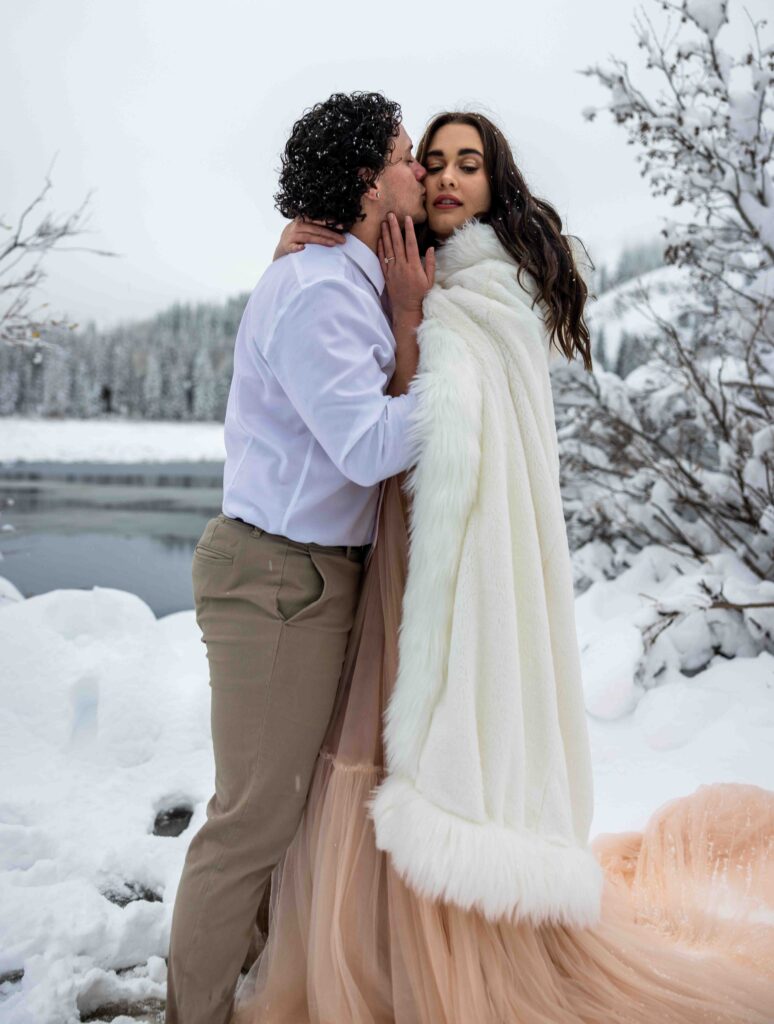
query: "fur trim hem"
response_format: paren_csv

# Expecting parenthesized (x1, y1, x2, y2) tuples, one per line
(369, 775, 605, 929)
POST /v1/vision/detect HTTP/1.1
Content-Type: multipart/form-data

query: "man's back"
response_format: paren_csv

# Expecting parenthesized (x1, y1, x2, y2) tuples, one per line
(222, 233, 417, 545)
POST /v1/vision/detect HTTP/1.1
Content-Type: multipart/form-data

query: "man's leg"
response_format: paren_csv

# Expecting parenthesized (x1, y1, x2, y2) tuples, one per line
(165, 515, 364, 1024)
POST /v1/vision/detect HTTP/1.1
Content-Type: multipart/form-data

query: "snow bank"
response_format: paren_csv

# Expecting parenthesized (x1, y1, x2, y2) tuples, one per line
(0, 584, 212, 1023)
(1, 540, 772, 1021)
(576, 544, 774, 833)
(0, 418, 226, 464)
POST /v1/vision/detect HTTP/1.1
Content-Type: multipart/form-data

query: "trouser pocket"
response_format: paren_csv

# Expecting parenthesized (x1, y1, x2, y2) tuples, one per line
(274, 544, 326, 624)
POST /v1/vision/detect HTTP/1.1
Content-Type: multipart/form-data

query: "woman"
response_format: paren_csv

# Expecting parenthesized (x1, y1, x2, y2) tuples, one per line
(232, 112, 774, 1022)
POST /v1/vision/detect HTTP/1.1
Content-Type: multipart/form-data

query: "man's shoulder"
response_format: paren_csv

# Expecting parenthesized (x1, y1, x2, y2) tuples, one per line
(292, 240, 353, 288)
(243, 244, 365, 350)
(248, 244, 365, 323)
(255, 243, 351, 296)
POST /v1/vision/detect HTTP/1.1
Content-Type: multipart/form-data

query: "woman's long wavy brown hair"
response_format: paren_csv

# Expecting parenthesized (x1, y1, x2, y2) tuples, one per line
(416, 111, 594, 371)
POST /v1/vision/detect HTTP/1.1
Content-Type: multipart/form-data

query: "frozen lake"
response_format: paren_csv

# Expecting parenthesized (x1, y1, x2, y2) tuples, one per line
(0, 461, 224, 615)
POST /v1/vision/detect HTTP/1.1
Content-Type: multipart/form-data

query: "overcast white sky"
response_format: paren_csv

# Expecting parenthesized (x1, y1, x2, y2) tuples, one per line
(0, 0, 763, 329)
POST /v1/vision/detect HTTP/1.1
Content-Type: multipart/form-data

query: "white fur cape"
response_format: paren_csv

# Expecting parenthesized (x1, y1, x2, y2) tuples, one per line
(369, 220, 604, 929)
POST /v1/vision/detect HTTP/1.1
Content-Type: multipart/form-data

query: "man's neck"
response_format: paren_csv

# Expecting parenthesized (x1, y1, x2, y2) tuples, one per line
(348, 217, 381, 254)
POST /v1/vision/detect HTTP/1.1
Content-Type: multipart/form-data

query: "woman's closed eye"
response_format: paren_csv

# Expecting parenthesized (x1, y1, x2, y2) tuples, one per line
(426, 166, 480, 175)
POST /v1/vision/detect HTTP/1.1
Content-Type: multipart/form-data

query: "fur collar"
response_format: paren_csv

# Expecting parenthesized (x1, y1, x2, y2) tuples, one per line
(433, 219, 541, 303)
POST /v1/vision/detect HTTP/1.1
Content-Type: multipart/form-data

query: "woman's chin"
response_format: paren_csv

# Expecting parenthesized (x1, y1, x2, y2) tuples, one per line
(426, 211, 464, 238)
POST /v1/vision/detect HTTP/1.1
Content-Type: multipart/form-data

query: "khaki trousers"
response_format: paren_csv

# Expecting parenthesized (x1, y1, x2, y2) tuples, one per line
(165, 513, 366, 1024)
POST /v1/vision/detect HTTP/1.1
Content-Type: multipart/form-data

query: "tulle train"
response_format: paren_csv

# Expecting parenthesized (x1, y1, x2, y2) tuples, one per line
(232, 475, 774, 1023)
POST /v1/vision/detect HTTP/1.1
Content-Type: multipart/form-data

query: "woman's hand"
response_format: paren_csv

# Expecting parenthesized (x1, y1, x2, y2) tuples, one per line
(273, 217, 345, 260)
(377, 213, 435, 314)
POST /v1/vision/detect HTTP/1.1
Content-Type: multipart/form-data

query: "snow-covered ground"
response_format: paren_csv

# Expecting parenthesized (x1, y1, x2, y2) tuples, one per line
(1, 543, 772, 1024)
(1, 419, 772, 1020)
(0, 419, 225, 464)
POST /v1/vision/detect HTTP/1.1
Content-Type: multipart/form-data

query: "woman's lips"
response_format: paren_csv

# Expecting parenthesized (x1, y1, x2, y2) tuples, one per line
(433, 195, 463, 209)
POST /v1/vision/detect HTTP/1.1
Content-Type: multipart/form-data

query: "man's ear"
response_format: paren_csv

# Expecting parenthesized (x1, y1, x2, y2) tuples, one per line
(359, 168, 382, 203)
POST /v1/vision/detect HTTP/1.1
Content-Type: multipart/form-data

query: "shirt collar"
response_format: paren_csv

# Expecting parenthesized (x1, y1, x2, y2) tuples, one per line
(342, 232, 385, 296)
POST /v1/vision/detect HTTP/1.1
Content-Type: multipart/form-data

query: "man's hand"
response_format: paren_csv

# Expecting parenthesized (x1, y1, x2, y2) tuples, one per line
(273, 216, 346, 261)
(377, 213, 435, 314)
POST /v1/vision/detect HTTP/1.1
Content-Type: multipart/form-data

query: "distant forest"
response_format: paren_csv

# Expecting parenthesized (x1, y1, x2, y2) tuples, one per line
(0, 239, 665, 420)
(0, 295, 248, 420)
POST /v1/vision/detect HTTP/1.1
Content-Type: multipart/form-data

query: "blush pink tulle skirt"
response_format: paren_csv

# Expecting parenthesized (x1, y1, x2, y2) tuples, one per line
(232, 474, 774, 1023)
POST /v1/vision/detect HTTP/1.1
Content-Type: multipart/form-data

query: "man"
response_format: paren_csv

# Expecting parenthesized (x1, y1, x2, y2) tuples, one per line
(165, 91, 431, 1024)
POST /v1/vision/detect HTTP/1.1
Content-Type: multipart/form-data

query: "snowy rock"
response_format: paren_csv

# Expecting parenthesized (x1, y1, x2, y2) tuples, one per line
(633, 678, 734, 750)
(0, 574, 23, 606)
(579, 624, 643, 720)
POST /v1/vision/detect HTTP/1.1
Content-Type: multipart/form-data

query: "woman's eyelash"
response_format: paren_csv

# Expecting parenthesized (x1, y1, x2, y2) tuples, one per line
(426, 166, 479, 174)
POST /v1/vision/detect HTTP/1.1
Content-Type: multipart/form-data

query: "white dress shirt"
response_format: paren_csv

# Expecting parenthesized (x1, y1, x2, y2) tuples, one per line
(221, 233, 419, 545)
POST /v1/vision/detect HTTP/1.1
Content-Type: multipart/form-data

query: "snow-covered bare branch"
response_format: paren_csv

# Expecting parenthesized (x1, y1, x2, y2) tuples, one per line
(560, 0, 774, 681)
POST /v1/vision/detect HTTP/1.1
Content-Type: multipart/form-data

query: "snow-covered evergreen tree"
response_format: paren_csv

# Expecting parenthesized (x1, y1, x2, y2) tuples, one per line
(143, 349, 163, 419)
(0, 344, 19, 414)
(192, 346, 216, 421)
(40, 342, 71, 416)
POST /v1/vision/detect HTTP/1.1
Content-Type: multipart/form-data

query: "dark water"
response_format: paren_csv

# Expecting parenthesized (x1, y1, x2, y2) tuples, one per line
(0, 461, 224, 616)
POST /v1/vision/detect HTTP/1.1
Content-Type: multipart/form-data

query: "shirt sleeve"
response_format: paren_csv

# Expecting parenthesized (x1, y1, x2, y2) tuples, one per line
(261, 277, 420, 488)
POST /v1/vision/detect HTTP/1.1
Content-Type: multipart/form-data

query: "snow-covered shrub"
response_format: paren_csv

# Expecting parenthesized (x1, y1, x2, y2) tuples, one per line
(557, 0, 774, 681)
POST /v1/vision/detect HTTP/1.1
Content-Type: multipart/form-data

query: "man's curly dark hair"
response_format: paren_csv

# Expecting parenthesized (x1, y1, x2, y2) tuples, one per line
(274, 91, 402, 233)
